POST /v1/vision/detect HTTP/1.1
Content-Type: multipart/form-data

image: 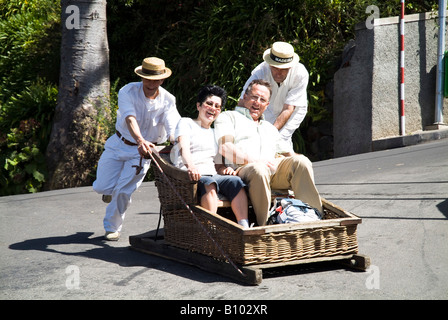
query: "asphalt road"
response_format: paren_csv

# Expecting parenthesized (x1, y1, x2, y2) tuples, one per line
(1, 139, 447, 303)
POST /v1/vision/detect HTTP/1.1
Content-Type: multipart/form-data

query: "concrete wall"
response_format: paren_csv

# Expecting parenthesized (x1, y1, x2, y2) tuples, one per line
(333, 11, 448, 157)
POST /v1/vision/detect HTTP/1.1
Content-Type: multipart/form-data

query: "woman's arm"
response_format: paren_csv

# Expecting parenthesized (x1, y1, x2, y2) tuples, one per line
(178, 135, 201, 181)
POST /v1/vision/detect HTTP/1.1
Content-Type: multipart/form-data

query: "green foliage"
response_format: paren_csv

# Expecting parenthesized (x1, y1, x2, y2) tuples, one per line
(0, 79, 57, 195)
(107, 0, 201, 90)
(93, 78, 121, 142)
(0, 0, 60, 195)
(0, 79, 58, 148)
(0, 0, 438, 195)
(0, 119, 48, 195)
(105, 78, 121, 138)
(150, 0, 437, 151)
(157, 0, 436, 112)
(0, 0, 60, 103)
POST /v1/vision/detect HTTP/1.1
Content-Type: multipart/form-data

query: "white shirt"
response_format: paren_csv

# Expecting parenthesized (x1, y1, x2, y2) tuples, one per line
(171, 118, 218, 175)
(214, 107, 290, 170)
(115, 82, 180, 144)
(239, 61, 309, 129)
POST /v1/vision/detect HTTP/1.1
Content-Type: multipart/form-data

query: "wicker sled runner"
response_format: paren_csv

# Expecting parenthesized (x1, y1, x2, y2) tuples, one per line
(151, 147, 363, 264)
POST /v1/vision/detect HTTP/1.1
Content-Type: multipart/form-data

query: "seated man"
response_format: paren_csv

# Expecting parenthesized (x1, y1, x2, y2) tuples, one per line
(214, 79, 322, 226)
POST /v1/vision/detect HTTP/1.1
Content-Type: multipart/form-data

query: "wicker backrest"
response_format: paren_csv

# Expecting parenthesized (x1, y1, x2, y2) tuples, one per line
(151, 147, 198, 211)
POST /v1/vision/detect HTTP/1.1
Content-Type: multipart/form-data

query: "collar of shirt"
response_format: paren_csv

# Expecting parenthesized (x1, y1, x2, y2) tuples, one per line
(234, 106, 265, 121)
(140, 82, 165, 110)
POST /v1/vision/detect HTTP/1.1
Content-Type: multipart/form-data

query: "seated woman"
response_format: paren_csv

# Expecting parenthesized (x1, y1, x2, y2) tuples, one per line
(171, 85, 250, 228)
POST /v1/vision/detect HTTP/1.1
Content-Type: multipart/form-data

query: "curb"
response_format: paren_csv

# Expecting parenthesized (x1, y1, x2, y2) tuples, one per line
(372, 127, 448, 151)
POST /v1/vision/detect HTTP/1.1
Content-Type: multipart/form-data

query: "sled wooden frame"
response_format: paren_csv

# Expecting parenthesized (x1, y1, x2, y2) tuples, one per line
(129, 147, 370, 284)
(129, 227, 370, 285)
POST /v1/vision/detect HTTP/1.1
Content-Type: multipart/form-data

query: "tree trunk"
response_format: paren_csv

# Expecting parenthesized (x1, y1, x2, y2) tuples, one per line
(46, 0, 110, 190)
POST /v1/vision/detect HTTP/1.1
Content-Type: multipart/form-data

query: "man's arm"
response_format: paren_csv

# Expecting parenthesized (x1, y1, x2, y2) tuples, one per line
(215, 162, 237, 176)
(125, 115, 155, 156)
(218, 135, 254, 166)
(272, 104, 295, 130)
(218, 135, 278, 172)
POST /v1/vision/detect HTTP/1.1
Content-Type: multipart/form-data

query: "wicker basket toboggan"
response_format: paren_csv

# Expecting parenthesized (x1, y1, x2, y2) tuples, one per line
(151, 147, 361, 266)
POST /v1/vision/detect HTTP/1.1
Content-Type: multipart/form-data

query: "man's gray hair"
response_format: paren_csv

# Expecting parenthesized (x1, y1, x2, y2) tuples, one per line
(245, 79, 272, 98)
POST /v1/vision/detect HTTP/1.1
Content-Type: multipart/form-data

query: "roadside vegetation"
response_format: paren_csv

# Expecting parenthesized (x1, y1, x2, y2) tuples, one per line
(0, 0, 437, 195)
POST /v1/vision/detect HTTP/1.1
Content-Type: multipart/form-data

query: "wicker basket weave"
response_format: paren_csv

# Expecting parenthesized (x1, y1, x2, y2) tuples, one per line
(151, 148, 361, 266)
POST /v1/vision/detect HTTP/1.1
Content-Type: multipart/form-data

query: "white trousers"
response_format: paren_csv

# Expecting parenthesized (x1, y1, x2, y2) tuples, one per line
(93, 134, 150, 232)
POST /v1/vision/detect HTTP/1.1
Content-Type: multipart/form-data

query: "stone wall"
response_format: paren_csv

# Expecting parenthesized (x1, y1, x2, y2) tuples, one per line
(333, 11, 448, 157)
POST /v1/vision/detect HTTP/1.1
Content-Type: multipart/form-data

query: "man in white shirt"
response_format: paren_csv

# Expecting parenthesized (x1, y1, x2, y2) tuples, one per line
(215, 79, 322, 226)
(93, 57, 180, 240)
(238, 42, 309, 153)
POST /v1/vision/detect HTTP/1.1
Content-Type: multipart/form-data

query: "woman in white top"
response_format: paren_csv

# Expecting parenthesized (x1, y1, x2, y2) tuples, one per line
(171, 85, 249, 228)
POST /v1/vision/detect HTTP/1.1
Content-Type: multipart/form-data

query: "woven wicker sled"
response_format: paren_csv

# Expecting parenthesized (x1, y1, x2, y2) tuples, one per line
(129, 147, 370, 284)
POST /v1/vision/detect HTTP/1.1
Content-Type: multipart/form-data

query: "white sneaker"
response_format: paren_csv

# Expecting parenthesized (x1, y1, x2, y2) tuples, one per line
(105, 231, 120, 241)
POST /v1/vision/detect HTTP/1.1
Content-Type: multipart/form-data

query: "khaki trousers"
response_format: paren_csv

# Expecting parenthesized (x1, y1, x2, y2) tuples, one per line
(237, 154, 322, 226)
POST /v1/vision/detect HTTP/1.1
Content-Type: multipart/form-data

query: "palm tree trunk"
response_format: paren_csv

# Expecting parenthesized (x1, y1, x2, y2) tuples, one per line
(46, 0, 110, 190)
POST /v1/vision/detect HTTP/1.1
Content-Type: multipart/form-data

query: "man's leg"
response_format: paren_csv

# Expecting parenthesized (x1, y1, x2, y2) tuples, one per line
(103, 156, 150, 233)
(271, 154, 323, 212)
(93, 148, 122, 196)
(237, 163, 271, 226)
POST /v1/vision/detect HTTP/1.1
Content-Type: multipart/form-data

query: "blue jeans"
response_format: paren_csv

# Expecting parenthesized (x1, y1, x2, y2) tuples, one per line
(198, 175, 246, 202)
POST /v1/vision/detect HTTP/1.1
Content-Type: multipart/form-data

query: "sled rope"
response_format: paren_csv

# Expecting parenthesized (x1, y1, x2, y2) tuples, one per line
(147, 152, 246, 278)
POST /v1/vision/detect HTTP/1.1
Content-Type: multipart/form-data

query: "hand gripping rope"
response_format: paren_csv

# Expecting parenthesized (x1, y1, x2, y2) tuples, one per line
(146, 151, 246, 278)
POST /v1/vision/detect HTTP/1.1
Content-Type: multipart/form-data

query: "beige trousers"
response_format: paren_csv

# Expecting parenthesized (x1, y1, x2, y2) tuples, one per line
(237, 154, 322, 226)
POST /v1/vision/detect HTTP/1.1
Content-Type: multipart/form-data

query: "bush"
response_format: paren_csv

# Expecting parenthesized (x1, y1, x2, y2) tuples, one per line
(0, 119, 47, 195)
(0, 0, 60, 104)
(0, 0, 60, 194)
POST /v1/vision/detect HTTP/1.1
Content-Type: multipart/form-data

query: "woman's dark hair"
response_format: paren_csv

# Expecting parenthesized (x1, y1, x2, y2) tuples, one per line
(197, 85, 227, 108)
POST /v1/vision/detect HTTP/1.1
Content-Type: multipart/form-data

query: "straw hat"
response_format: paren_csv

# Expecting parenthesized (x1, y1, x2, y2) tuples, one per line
(134, 57, 172, 80)
(263, 42, 299, 69)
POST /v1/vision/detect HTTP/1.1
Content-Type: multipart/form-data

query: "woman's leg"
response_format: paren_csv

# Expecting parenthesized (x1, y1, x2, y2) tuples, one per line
(231, 188, 248, 221)
(200, 183, 218, 213)
(213, 175, 249, 227)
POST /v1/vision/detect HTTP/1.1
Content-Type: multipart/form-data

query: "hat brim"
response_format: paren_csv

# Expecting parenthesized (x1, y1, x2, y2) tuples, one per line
(134, 66, 172, 80)
(263, 48, 299, 69)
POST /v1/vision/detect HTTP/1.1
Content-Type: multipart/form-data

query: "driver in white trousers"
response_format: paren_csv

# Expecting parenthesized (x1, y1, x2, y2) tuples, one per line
(93, 57, 180, 241)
